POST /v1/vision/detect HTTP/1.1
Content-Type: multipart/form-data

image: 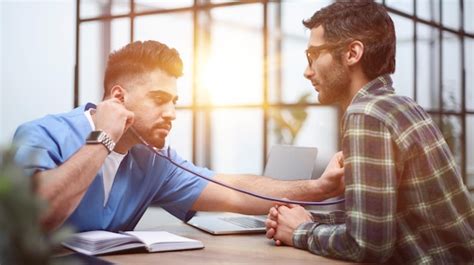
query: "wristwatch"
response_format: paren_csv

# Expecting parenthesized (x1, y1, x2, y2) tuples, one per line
(86, 130, 116, 153)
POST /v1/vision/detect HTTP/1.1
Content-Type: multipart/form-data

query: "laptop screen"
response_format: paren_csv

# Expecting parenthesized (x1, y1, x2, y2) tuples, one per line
(263, 145, 318, 181)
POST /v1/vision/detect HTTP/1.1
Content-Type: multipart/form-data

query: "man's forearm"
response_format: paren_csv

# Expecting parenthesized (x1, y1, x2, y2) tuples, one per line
(225, 174, 328, 201)
(193, 174, 328, 215)
(294, 217, 396, 263)
(294, 222, 358, 259)
(34, 144, 109, 231)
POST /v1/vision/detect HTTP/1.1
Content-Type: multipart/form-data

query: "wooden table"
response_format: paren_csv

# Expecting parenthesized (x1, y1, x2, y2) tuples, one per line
(65, 208, 356, 265)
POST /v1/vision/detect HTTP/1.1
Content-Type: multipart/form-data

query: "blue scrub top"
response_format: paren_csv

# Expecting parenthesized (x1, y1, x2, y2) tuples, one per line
(13, 103, 214, 232)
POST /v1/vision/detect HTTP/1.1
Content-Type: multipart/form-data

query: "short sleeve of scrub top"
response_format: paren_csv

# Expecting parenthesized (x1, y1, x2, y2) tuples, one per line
(150, 147, 215, 222)
(12, 112, 90, 177)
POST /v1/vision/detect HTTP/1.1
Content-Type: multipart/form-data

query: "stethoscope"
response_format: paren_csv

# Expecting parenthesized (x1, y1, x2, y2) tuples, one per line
(129, 127, 345, 206)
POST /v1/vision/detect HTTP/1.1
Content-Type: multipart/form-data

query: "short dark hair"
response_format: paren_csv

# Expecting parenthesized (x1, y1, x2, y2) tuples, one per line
(103, 40, 183, 96)
(303, 1, 396, 79)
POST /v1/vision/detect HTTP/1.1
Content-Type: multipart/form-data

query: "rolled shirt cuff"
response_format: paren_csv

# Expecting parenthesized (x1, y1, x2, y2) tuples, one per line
(293, 221, 320, 250)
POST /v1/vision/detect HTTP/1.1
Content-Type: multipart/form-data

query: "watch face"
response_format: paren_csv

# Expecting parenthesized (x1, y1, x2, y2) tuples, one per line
(88, 131, 104, 141)
(86, 130, 114, 153)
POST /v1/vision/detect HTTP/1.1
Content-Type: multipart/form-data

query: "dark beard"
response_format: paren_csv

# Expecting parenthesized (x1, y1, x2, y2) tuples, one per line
(318, 60, 350, 105)
(150, 137, 166, 149)
(133, 129, 166, 149)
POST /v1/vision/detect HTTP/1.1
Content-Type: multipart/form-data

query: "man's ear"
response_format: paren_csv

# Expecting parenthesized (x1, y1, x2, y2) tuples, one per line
(109, 85, 126, 103)
(345, 40, 364, 66)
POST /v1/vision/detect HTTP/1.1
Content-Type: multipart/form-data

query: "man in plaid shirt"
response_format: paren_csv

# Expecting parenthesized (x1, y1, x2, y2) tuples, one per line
(265, 1, 473, 263)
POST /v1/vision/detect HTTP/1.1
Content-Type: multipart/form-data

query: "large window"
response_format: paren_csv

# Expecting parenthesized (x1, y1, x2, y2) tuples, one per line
(76, 0, 474, 193)
(381, 0, 474, 194)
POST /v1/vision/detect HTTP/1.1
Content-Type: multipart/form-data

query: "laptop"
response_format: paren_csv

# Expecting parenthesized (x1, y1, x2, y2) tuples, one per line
(186, 145, 319, 235)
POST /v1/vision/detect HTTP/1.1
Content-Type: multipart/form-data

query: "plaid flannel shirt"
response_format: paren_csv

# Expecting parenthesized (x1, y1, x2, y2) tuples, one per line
(293, 75, 474, 264)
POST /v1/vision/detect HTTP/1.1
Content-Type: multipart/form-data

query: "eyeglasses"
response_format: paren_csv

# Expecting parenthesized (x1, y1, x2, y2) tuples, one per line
(305, 42, 344, 67)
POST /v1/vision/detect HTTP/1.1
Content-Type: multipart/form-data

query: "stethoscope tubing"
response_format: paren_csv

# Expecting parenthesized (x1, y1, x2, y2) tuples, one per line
(130, 128, 345, 206)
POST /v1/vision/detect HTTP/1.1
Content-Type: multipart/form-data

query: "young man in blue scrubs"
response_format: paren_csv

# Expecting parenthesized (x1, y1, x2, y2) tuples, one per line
(13, 40, 345, 232)
(265, 1, 473, 263)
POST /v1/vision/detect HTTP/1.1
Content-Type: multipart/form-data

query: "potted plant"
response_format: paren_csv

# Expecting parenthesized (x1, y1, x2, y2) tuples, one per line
(0, 148, 71, 265)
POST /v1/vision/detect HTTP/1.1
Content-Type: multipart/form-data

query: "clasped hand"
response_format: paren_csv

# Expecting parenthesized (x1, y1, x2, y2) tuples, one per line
(265, 152, 345, 246)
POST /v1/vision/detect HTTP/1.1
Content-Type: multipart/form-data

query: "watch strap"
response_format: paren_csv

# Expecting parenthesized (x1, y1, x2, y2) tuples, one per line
(86, 130, 116, 153)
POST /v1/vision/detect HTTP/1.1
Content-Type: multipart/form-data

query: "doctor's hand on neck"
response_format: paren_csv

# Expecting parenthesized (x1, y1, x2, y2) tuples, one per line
(92, 98, 135, 144)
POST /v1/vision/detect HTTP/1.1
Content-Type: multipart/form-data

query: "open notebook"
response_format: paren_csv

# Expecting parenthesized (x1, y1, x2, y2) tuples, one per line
(186, 145, 319, 235)
(63, 230, 204, 255)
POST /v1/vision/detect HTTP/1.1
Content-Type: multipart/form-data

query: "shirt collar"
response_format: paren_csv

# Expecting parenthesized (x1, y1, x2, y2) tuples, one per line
(340, 75, 395, 136)
(84, 102, 97, 111)
(84, 109, 95, 131)
(348, 74, 394, 106)
(83, 102, 97, 131)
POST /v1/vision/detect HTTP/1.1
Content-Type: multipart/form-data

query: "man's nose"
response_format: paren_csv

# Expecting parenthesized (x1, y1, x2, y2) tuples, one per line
(162, 102, 176, 121)
(304, 65, 314, 80)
